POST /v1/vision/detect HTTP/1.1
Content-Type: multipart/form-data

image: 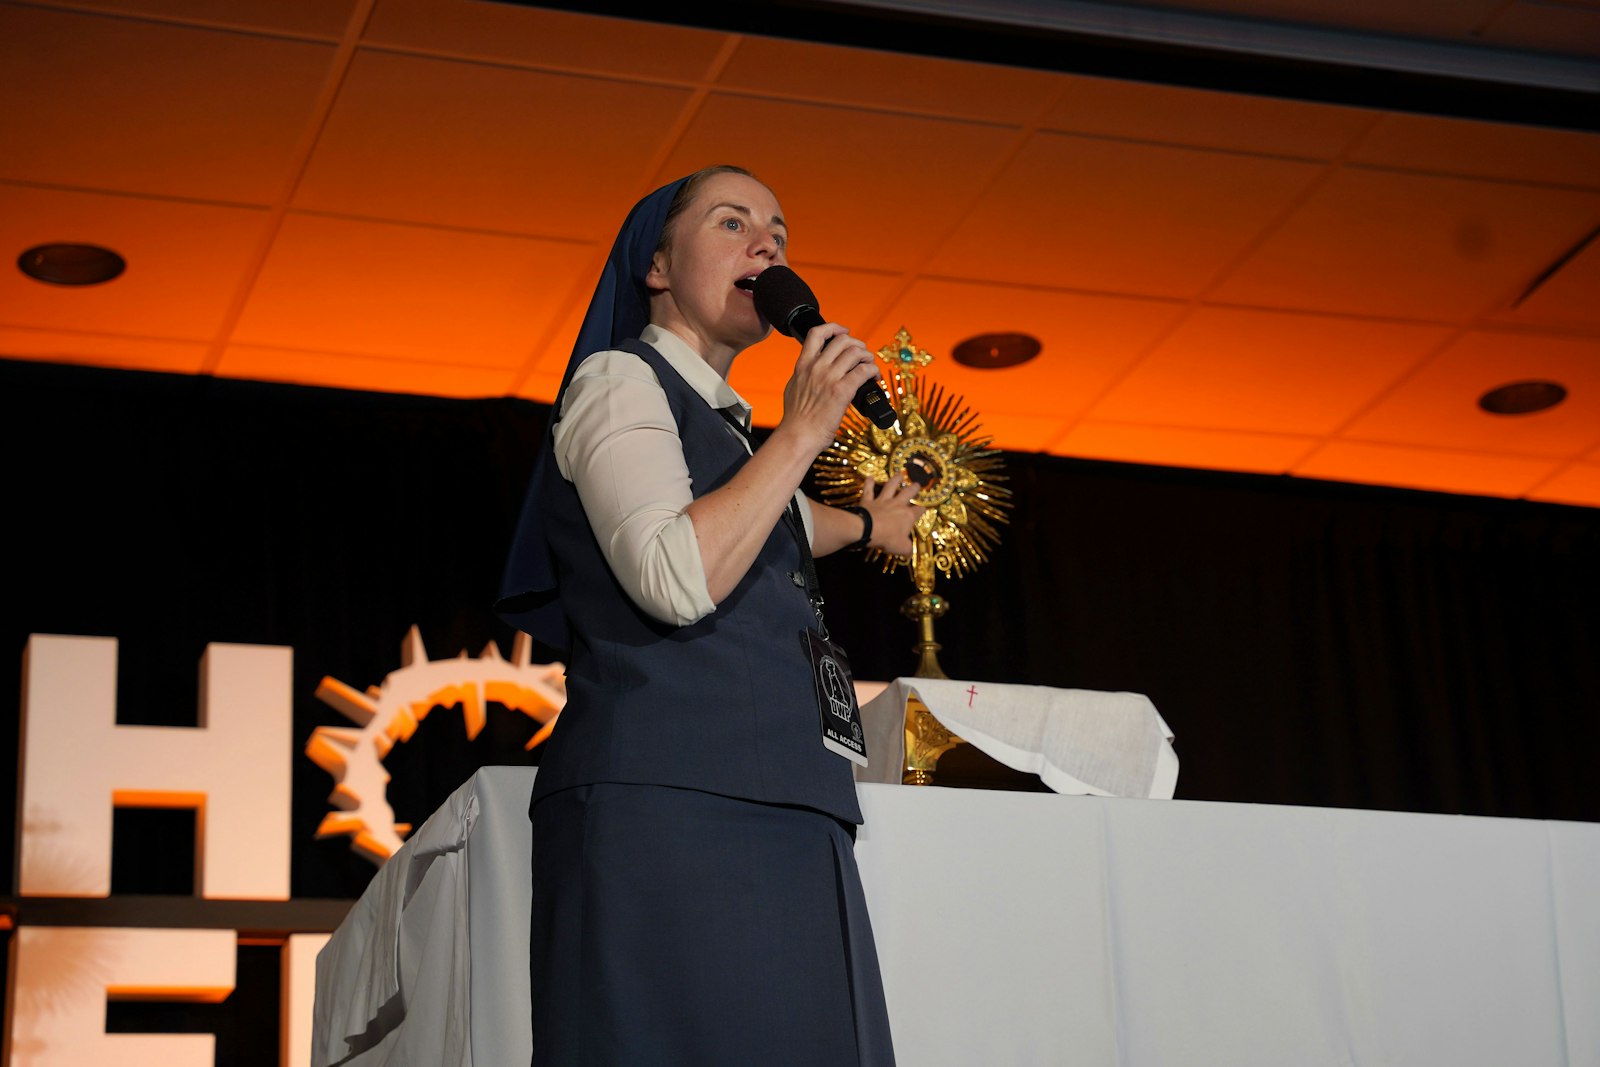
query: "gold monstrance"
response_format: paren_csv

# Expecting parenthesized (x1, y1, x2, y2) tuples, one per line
(813, 328, 1011, 784)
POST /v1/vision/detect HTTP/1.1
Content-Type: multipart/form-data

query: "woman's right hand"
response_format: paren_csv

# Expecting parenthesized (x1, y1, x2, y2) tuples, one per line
(689, 321, 882, 605)
(776, 322, 882, 456)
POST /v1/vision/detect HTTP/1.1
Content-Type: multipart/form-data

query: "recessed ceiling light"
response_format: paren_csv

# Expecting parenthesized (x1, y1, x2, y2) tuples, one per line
(1478, 380, 1567, 415)
(17, 243, 126, 286)
(952, 332, 1041, 369)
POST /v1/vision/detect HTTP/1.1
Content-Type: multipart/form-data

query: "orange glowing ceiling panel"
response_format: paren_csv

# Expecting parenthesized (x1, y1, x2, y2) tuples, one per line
(1350, 113, 1600, 190)
(715, 35, 1064, 124)
(868, 279, 1187, 423)
(1528, 463, 1600, 508)
(1494, 234, 1600, 333)
(1294, 440, 1561, 499)
(0, 329, 209, 376)
(519, 367, 566, 404)
(217, 344, 515, 398)
(62, 0, 358, 37)
(1083, 307, 1452, 435)
(0, 6, 335, 205)
(1211, 168, 1600, 322)
(1054, 421, 1317, 474)
(1042, 75, 1374, 160)
(231, 213, 595, 366)
(522, 274, 627, 386)
(658, 94, 1020, 271)
(293, 50, 697, 238)
(0, 185, 270, 340)
(1479, 2, 1600, 56)
(2, 0, 1595, 510)
(924, 132, 1324, 298)
(1340, 331, 1600, 458)
(956, 410, 1074, 453)
(363, 0, 732, 81)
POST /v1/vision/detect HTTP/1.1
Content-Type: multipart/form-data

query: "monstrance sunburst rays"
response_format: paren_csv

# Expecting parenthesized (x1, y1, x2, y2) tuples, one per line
(813, 327, 1012, 682)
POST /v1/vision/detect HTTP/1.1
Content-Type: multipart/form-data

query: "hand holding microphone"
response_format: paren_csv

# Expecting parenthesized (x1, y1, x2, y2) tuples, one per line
(747, 266, 898, 431)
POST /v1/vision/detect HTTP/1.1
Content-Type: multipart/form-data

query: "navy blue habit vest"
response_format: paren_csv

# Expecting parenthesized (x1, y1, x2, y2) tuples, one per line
(529, 339, 863, 826)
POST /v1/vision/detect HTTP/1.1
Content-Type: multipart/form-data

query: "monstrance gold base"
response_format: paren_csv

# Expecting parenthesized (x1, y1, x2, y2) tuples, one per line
(900, 593, 963, 785)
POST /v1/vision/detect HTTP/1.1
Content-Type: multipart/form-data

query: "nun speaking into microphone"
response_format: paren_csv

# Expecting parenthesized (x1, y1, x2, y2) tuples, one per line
(499, 165, 920, 1066)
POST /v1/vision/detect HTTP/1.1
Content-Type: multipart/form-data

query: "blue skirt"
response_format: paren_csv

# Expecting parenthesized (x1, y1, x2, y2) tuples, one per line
(530, 783, 896, 1067)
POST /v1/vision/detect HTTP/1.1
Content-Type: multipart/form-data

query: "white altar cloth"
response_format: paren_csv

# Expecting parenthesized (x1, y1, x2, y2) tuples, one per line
(855, 677, 1178, 797)
(314, 768, 1600, 1066)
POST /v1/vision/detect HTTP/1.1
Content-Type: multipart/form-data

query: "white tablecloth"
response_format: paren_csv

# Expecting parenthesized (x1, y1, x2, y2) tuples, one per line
(314, 768, 1600, 1066)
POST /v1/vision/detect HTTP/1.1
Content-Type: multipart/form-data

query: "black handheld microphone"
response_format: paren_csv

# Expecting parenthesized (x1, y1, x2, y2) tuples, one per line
(747, 266, 897, 430)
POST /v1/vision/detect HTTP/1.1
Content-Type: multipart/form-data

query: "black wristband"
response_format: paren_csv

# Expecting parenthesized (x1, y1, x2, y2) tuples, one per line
(843, 505, 872, 551)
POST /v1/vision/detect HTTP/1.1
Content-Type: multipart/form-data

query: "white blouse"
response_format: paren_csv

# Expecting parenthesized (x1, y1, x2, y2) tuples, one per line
(552, 323, 814, 627)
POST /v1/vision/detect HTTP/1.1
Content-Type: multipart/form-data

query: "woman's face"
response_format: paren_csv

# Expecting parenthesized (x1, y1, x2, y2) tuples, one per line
(646, 172, 788, 369)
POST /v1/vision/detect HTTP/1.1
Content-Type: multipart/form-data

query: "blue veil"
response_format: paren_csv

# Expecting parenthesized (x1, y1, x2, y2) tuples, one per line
(496, 174, 691, 650)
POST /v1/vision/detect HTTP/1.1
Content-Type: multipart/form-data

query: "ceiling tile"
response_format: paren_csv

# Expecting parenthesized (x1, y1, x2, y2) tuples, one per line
(1528, 463, 1600, 509)
(657, 95, 1019, 271)
(0, 184, 270, 340)
(1351, 115, 1600, 190)
(862, 280, 1187, 424)
(523, 270, 622, 381)
(363, 0, 730, 81)
(217, 345, 515, 398)
(0, 328, 208, 375)
(1477, 2, 1600, 58)
(6, 2, 1595, 511)
(1042, 75, 1374, 159)
(1211, 168, 1600, 321)
(924, 132, 1324, 297)
(1084, 306, 1451, 434)
(956, 411, 1071, 453)
(295, 50, 694, 237)
(231, 213, 596, 366)
(1490, 228, 1600, 332)
(1053, 422, 1315, 474)
(1340, 330, 1600, 458)
(716, 37, 1062, 124)
(516, 367, 565, 405)
(36, 0, 358, 38)
(0, 6, 335, 204)
(1293, 440, 1560, 498)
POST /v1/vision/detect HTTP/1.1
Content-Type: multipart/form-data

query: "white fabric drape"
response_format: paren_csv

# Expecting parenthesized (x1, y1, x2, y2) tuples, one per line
(314, 767, 1600, 1066)
(856, 677, 1178, 797)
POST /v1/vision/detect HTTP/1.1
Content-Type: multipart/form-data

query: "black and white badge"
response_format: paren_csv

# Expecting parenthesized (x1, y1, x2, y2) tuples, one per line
(802, 628, 868, 767)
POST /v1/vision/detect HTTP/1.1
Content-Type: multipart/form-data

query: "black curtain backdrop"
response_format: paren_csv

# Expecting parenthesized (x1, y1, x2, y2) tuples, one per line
(4, 357, 1597, 903)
